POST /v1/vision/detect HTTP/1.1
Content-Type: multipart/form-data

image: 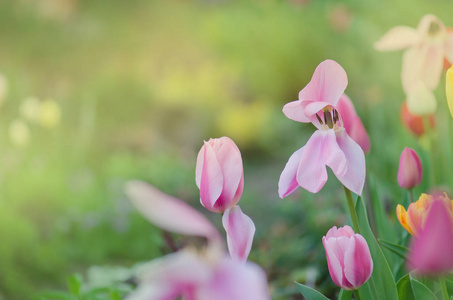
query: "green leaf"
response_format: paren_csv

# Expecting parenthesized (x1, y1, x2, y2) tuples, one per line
(35, 291, 73, 300)
(410, 277, 437, 300)
(396, 274, 415, 300)
(338, 289, 352, 300)
(66, 274, 82, 296)
(295, 282, 329, 300)
(378, 239, 409, 259)
(355, 196, 398, 300)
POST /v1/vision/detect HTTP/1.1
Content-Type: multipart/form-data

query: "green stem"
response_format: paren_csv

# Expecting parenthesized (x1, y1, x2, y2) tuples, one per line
(423, 116, 437, 185)
(344, 186, 361, 234)
(440, 276, 449, 300)
(353, 289, 361, 300)
(408, 189, 414, 203)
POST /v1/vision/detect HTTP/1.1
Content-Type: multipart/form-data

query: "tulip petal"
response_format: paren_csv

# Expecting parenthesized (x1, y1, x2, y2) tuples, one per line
(445, 32, 453, 64)
(222, 206, 256, 263)
(406, 83, 437, 115)
(200, 141, 224, 208)
(374, 26, 419, 51)
(296, 129, 347, 193)
(335, 129, 366, 195)
(278, 147, 304, 198)
(323, 236, 351, 289)
(408, 200, 453, 274)
(348, 116, 371, 153)
(343, 235, 373, 289)
(298, 60, 348, 108)
(446, 66, 453, 118)
(124, 180, 220, 242)
(282, 100, 311, 123)
(336, 94, 356, 133)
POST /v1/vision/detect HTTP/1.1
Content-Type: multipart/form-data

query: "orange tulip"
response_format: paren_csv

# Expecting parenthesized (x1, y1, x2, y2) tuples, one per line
(397, 193, 453, 235)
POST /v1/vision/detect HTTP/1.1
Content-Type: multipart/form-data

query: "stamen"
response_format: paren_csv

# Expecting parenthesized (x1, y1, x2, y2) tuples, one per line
(324, 110, 333, 128)
(316, 114, 323, 125)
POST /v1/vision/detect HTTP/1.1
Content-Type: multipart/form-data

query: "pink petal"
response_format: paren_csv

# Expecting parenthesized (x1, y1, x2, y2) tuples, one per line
(334, 129, 366, 195)
(374, 26, 419, 51)
(408, 200, 453, 274)
(302, 101, 334, 121)
(296, 129, 347, 193)
(222, 206, 256, 263)
(200, 141, 224, 208)
(336, 94, 357, 133)
(326, 225, 355, 239)
(282, 100, 311, 123)
(323, 236, 352, 289)
(124, 181, 221, 242)
(445, 31, 453, 64)
(343, 235, 373, 289)
(278, 147, 305, 198)
(298, 60, 348, 108)
(348, 116, 371, 154)
(397, 147, 423, 189)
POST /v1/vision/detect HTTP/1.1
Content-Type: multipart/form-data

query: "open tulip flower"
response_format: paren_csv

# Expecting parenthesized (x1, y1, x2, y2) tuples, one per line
(279, 60, 366, 197)
(407, 199, 453, 275)
(375, 15, 453, 115)
(397, 193, 453, 236)
(124, 181, 270, 300)
(322, 225, 373, 290)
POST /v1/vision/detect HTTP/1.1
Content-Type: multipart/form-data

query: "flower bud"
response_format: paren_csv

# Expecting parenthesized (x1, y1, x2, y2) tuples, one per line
(322, 225, 373, 290)
(397, 147, 422, 189)
(195, 137, 244, 213)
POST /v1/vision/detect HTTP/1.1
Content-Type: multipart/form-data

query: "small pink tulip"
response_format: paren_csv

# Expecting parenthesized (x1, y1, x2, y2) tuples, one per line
(322, 225, 373, 290)
(397, 147, 422, 189)
(407, 199, 453, 274)
(196, 137, 244, 213)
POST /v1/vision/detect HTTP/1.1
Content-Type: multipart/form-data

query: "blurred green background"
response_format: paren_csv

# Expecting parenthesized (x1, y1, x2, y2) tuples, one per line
(1, 0, 453, 299)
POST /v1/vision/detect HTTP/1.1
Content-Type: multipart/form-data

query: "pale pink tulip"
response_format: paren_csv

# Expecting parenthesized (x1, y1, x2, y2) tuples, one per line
(407, 199, 453, 274)
(222, 206, 255, 263)
(375, 15, 453, 115)
(124, 181, 270, 300)
(279, 61, 365, 197)
(397, 148, 422, 189)
(336, 94, 371, 153)
(196, 137, 244, 213)
(322, 225, 373, 290)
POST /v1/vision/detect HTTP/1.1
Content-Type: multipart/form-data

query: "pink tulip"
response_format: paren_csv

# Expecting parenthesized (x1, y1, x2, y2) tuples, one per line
(322, 225, 373, 290)
(279, 60, 366, 197)
(124, 181, 270, 300)
(222, 206, 255, 263)
(336, 94, 371, 153)
(196, 137, 244, 213)
(407, 199, 453, 275)
(397, 147, 422, 189)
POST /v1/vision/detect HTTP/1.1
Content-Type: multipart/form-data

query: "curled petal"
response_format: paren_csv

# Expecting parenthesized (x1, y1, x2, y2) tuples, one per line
(296, 129, 347, 193)
(374, 26, 419, 51)
(278, 147, 304, 199)
(222, 206, 256, 263)
(282, 100, 311, 123)
(335, 129, 366, 195)
(124, 180, 221, 243)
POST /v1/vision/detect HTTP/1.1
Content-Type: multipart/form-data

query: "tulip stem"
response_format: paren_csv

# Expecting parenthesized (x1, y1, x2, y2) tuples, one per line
(408, 189, 414, 203)
(344, 186, 361, 234)
(440, 276, 449, 300)
(423, 116, 437, 185)
(353, 290, 361, 300)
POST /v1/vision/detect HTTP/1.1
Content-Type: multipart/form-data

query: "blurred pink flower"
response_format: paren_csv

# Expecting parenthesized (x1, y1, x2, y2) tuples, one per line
(375, 15, 453, 115)
(336, 94, 371, 153)
(124, 181, 270, 300)
(279, 60, 365, 197)
(196, 137, 244, 213)
(322, 225, 373, 290)
(397, 147, 423, 190)
(407, 198, 453, 275)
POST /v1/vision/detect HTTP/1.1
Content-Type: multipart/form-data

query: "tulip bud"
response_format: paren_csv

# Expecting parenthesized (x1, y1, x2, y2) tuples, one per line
(447, 65, 453, 118)
(400, 101, 435, 136)
(397, 147, 422, 189)
(195, 137, 244, 213)
(322, 225, 373, 290)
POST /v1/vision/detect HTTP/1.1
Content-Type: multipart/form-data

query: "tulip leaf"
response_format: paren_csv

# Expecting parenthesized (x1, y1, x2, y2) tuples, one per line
(378, 239, 409, 260)
(355, 196, 398, 300)
(410, 276, 437, 300)
(295, 282, 329, 300)
(396, 274, 415, 300)
(338, 289, 352, 300)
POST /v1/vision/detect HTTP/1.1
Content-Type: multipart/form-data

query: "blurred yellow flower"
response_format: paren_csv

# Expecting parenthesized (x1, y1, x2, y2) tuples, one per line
(20, 97, 41, 123)
(447, 65, 453, 118)
(39, 99, 61, 129)
(9, 119, 30, 147)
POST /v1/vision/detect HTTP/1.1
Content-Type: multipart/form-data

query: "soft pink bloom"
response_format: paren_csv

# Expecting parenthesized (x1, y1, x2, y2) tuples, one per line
(407, 199, 453, 275)
(222, 206, 255, 263)
(375, 15, 453, 115)
(124, 181, 270, 300)
(279, 60, 365, 197)
(196, 137, 244, 213)
(336, 94, 371, 153)
(322, 225, 373, 290)
(397, 147, 422, 189)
